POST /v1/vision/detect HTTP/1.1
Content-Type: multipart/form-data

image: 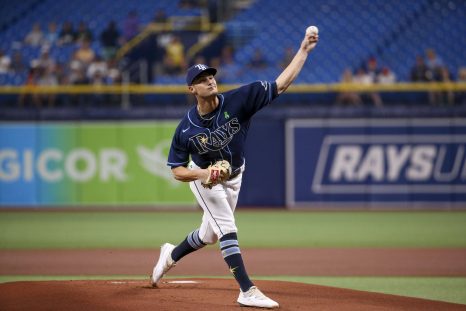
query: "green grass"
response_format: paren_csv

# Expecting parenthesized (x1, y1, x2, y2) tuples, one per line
(1, 275, 464, 305)
(1, 211, 465, 305)
(1, 211, 466, 249)
(255, 276, 466, 306)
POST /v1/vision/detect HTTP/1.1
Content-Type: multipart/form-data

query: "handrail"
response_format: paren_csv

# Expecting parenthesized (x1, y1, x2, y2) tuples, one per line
(115, 20, 224, 61)
(0, 82, 464, 94)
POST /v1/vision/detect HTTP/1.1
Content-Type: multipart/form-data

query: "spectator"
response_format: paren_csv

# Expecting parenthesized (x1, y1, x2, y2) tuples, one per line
(76, 21, 93, 43)
(68, 59, 87, 85)
(123, 10, 140, 42)
(364, 57, 383, 106)
(248, 48, 268, 70)
(100, 21, 121, 61)
(458, 67, 466, 83)
(219, 45, 242, 83)
(36, 66, 59, 107)
(75, 39, 95, 68)
(68, 52, 85, 78)
(106, 59, 122, 85)
(24, 23, 44, 46)
(58, 21, 76, 45)
(43, 22, 59, 47)
(153, 9, 168, 24)
(179, 0, 197, 9)
(10, 51, 26, 74)
(435, 66, 454, 105)
(365, 56, 380, 82)
(377, 67, 396, 84)
(35, 47, 55, 72)
(353, 67, 383, 107)
(68, 64, 89, 106)
(336, 68, 362, 106)
(87, 55, 108, 80)
(162, 35, 186, 75)
(425, 48, 443, 80)
(0, 49, 11, 73)
(423, 49, 448, 105)
(54, 62, 67, 85)
(18, 66, 40, 107)
(410, 55, 430, 81)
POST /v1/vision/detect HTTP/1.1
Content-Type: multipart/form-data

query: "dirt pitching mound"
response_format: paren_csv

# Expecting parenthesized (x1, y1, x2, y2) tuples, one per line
(1, 278, 464, 311)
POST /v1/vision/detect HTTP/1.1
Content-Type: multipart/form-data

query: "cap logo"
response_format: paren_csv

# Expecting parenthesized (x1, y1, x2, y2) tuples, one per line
(195, 64, 208, 70)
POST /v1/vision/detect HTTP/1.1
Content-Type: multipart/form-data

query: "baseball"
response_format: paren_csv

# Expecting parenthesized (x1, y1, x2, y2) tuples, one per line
(306, 25, 319, 36)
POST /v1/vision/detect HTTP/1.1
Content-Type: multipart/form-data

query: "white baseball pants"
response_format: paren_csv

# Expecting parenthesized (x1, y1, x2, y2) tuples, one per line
(188, 161, 244, 244)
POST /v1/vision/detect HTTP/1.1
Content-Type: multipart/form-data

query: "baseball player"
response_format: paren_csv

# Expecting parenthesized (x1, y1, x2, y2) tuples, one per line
(151, 28, 319, 308)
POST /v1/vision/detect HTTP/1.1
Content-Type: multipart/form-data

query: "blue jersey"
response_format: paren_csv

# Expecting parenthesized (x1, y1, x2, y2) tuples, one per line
(167, 81, 279, 172)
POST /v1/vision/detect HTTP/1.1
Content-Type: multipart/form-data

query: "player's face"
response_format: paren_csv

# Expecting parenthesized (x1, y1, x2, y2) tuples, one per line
(190, 74, 218, 97)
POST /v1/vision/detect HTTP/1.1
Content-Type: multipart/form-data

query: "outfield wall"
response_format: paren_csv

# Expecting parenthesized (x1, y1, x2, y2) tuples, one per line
(1, 116, 465, 208)
(0, 122, 195, 207)
(285, 118, 466, 209)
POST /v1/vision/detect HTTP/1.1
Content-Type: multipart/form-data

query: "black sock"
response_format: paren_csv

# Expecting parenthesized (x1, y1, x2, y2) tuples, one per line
(171, 229, 206, 262)
(220, 232, 254, 292)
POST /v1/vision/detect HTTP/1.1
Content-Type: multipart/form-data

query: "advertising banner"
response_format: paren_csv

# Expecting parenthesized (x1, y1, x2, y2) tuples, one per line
(286, 118, 466, 208)
(0, 122, 196, 207)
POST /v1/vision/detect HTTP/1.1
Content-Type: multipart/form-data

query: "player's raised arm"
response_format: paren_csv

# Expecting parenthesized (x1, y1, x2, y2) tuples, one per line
(275, 26, 319, 94)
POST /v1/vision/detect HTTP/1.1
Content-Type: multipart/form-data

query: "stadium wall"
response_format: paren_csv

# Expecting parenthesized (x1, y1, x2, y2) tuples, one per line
(1, 105, 465, 209)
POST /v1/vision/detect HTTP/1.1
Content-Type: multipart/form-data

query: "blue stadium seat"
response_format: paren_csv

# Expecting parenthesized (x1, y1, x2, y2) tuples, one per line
(0, 0, 464, 85)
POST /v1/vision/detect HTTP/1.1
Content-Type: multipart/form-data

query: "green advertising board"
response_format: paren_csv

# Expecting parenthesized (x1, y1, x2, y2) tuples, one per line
(0, 122, 196, 207)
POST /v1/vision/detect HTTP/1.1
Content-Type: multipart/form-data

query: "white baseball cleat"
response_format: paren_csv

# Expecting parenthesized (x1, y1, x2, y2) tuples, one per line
(237, 286, 279, 308)
(150, 243, 176, 287)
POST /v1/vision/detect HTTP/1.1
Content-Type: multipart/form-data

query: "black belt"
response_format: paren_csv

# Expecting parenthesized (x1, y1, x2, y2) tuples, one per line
(228, 169, 241, 180)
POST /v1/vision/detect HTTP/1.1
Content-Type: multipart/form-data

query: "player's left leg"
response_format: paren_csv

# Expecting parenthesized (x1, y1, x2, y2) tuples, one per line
(222, 170, 279, 308)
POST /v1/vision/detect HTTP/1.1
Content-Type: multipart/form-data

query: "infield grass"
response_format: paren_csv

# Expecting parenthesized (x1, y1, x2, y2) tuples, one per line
(1, 211, 466, 249)
(1, 210, 466, 305)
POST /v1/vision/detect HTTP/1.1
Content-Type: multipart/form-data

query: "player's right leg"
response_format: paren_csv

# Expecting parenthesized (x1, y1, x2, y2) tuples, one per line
(150, 177, 219, 287)
(150, 242, 176, 287)
(151, 226, 211, 287)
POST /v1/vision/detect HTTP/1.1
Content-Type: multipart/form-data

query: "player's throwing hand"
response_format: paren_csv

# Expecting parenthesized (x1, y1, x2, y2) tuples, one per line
(302, 25, 319, 53)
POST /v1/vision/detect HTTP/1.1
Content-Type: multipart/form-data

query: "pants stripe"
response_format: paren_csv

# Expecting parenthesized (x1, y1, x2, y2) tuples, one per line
(193, 181, 224, 236)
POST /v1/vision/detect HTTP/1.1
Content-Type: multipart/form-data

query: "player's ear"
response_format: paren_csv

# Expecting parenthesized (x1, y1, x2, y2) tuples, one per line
(188, 85, 196, 94)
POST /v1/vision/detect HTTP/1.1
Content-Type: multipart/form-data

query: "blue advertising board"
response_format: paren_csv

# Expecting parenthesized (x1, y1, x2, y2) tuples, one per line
(286, 118, 466, 208)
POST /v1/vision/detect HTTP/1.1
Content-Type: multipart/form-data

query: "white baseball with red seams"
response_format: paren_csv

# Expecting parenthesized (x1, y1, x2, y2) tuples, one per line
(306, 25, 319, 36)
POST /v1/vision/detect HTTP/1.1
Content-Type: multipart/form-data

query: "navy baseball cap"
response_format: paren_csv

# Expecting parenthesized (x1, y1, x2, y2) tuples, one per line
(186, 64, 217, 85)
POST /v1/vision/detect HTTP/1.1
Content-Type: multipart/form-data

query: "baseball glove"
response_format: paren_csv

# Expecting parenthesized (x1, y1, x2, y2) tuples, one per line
(201, 160, 232, 189)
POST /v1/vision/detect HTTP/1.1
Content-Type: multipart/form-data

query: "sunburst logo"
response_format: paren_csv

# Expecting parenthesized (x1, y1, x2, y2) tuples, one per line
(200, 136, 208, 144)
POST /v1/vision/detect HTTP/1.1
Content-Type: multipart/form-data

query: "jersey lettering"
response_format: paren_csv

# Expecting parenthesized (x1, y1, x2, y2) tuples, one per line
(190, 118, 241, 154)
